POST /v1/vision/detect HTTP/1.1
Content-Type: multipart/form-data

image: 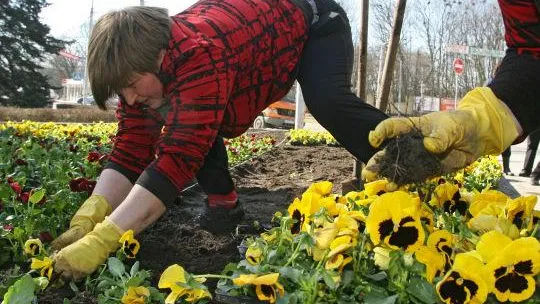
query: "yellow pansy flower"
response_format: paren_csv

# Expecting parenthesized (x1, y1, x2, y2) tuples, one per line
(366, 191, 424, 253)
(24, 238, 43, 256)
(306, 181, 333, 197)
(121, 286, 150, 304)
(246, 245, 263, 265)
(468, 190, 508, 218)
(430, 182, 469, 215)
(436, 253, 488, 304)
(158, 264, 210, 304)
(287, 196, 312, 234)
(506, 196, 537, 229)
(427, 230, 454, 270)
(31, 257, 53, 280)
(119, 230, 140, 259)
(364, 180, 391, 196)
(233, 273, 284, 303)
(477, 231, 540, 302)
(415, 245, 445, 282)
(468, 215, 520, 239)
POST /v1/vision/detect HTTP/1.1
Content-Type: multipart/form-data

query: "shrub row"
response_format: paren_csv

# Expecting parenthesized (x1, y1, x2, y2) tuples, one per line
(0, 107, 116, 123)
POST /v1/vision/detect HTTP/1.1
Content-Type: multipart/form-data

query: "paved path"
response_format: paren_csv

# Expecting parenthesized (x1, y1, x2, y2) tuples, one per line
(498, 140, 540, 199)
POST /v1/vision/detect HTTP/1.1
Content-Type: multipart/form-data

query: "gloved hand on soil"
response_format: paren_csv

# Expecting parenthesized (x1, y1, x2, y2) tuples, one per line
(362, 87, 521, 184)
(53, 217, 123, 281)
(50, 195, 112, 251)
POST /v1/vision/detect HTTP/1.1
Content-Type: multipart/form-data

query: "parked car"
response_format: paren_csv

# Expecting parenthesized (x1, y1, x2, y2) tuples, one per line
(77, 95, 95, 106)
(253, 88, 302, 129)
(76, 95, 119, 108)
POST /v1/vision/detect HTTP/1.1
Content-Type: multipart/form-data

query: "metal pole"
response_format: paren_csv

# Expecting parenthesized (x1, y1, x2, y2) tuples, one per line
(353, 0, 369, 182)
(140, 0, 144, 5)
(294, 82, 305, 129)
(81, 0, 94, 101)
(454, 72, 458, 109)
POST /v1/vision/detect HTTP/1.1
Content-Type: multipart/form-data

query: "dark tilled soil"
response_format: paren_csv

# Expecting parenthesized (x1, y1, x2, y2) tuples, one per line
(35, 129, 357, 303)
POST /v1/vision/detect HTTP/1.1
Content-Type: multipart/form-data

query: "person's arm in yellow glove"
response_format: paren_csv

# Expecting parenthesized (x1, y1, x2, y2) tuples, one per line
(362, 87, 522, 181)
(50, 169, 134, 251)
(53, 185, 166, 280)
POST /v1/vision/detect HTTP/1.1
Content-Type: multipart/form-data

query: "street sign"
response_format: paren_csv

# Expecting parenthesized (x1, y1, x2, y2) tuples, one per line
(468, 47, 505, 58)
(445, 44, 505, 58)
(445, 44, 469, 54)
(453, 58, 464, 74)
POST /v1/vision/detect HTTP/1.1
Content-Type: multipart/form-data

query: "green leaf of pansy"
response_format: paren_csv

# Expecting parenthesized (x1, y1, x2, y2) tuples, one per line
(279, 266, 303, 281)
(107, 257, 125, 278)
(363, 292, 398, 304)
(2, 274, 36, 304)
(366, 271, 387, 281)
(406, 277, 438, 304)
(130, 261, 139, 277)
(29, 189, 45, 204)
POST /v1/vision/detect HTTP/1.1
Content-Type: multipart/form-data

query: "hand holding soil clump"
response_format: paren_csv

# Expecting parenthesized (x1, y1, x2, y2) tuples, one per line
(370, 131, 442, 186)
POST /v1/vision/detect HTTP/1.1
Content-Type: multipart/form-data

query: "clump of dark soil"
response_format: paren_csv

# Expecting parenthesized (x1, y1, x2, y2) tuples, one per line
(35, 129, 357, 303)
(375, 131, 442, 185)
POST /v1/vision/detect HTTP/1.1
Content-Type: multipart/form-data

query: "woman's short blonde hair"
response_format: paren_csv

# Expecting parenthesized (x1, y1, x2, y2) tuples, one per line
(88, 6, 171, 109)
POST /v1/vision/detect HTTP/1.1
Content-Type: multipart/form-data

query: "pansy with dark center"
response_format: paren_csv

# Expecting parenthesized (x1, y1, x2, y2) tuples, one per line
(506, 196, 537, 230)
(489, 258, 538, 302)
(366, 191, 424, 253)
(477, 231, 540, 302)
(24, 238, 43, 256)
(291, 209, 304, 234)
(436, 253, 488, 304)
(442, 191, 468, 215)
(378, 216, 419, 251)
(233, 273, 284, 304)
(287, 196, 312, 234)
(438, 271, 478, 304)
(118, 230, 140, 259)
(428, 230, 454, 270)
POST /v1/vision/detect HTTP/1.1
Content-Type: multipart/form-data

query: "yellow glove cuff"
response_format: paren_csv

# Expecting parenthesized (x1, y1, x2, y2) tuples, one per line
(457, 87, 520, 155)
(70, 195, 112, 231)
(94, 216, 125, 252)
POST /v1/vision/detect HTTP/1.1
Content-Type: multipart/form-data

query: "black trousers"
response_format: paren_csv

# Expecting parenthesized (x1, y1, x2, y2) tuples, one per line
(198, 0, 389, 194)
(296, 0, 389, 163)
(523, 129, 540, 173)
(195, 136, 235, 195)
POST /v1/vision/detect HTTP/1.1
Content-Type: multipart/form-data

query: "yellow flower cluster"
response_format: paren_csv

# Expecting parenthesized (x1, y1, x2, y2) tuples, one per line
(288, 129, 338, 146)
(0, 120, 117, 140)
(224, 178, 540, 303)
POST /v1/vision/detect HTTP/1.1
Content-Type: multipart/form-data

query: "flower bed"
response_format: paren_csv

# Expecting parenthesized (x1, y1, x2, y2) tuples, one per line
(1, 121, 537, 304)
(0, 121, 279, 303)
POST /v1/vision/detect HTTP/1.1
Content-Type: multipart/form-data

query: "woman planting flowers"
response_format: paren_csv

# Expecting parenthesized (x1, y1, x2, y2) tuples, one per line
(49, 0, 389, 280)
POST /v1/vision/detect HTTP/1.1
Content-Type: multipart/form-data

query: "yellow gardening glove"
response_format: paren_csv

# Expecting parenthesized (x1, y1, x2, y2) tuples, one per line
(50, 195, 112, 251)
(53, 217, 124, 281)
(363, 87, 520, 181)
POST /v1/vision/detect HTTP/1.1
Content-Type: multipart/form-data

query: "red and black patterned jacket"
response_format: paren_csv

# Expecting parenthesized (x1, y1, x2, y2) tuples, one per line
(498, 0, 540, 54)
(105, 0, 309, 204)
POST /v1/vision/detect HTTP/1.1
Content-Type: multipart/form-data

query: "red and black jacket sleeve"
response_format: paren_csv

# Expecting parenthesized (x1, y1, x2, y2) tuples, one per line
(134, 43, 235, 205)
(105, 98, 164, 183)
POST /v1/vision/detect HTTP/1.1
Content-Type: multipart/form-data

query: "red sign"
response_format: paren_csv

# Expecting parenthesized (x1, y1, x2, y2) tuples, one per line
(59, 50, 81, 61)
(439, 98, 456, 111)
(453, 58, 464, 74)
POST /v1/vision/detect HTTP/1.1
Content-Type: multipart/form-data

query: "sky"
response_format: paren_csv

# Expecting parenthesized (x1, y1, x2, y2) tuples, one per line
(41, 0, 198, 38)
